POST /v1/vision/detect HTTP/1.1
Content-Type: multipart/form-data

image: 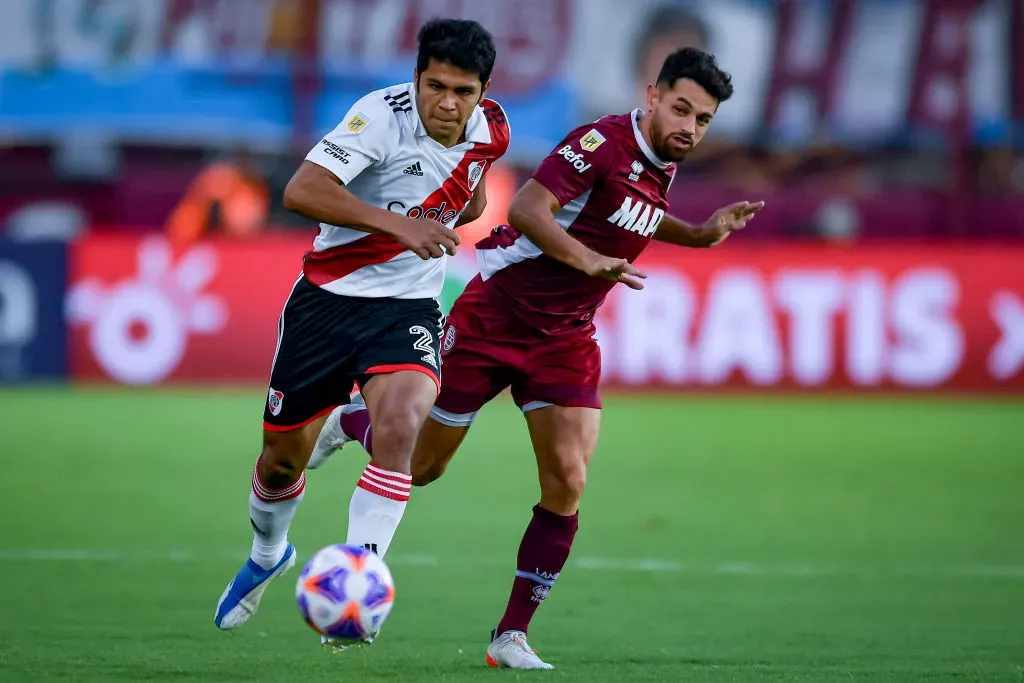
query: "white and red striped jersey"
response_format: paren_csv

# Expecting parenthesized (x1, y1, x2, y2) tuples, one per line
(302, 82, 510, 299)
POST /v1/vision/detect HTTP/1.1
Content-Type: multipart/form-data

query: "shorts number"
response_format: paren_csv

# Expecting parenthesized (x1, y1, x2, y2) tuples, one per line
(409, 325, 438, 369)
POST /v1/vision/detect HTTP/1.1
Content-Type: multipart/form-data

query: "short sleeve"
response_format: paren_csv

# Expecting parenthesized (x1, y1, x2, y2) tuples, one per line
(304, 93, 399, 185)
(531, 123, 615, 206)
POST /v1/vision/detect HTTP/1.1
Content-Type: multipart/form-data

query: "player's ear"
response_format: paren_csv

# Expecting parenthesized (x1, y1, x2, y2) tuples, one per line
(479, 79, 491, 102)
(413, 70, 421, 92)
(646, 83, 658, 112)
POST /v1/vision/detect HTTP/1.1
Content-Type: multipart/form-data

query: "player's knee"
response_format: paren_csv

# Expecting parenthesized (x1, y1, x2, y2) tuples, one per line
(540, 456, 588, 510)
(371, 407, 423, 461)
(257, 443, 305, 489)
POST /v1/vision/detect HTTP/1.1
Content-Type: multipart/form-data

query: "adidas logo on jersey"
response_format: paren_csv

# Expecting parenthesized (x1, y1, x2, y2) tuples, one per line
(403, 162, 424, 176)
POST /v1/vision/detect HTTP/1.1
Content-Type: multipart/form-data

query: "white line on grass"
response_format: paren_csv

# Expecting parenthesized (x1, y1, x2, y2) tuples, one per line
(0, 549, 1022, 578)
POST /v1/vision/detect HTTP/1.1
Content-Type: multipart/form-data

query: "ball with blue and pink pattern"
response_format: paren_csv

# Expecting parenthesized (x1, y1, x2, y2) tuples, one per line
(295, 544, 395, 643)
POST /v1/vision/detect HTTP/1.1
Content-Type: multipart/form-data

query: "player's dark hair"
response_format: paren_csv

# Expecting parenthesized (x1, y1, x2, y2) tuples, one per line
(657, 47, 734, 103)
(416, 18, 496, 85)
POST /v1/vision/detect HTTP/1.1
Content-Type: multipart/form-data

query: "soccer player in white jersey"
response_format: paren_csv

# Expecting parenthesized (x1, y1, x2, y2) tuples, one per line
(214, 18, 510, 632)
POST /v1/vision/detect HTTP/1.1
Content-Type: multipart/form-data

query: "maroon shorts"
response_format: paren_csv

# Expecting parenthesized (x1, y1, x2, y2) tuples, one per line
(432, 277, 602, 426)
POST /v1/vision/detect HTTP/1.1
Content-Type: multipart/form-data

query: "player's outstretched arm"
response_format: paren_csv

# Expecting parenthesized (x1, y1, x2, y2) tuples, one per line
(508, 180, 647, 290)
(654, 200, 765, 248)
(455, 177, 487, 228)
(283, 161, 460, 259)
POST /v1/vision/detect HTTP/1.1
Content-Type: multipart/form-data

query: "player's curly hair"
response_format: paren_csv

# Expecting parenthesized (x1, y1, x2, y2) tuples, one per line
(417, 18, 497, 85)
(657, 47, 734, 103)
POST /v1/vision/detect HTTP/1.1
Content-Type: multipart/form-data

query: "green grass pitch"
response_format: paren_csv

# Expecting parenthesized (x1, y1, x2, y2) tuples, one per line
(0, 388, 1022, 682)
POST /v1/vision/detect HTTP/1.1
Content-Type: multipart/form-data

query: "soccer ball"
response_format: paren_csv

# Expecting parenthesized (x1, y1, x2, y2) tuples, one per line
(295, 544, 395, 643)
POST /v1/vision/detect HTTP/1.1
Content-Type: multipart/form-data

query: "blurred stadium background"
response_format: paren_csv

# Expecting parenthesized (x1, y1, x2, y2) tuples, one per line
(1, 1, 1022, 681)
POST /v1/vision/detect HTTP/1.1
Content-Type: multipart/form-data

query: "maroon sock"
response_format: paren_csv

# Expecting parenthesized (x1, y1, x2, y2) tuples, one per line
(496, 504, 579, 635)
(340, 407, 373, 456)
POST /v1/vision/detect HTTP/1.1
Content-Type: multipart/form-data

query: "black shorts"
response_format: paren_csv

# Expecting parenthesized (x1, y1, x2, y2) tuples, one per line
(263, 276, 443, 431)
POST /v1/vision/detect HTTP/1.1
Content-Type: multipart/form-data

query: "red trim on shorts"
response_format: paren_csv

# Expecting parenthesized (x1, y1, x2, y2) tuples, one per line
(262, 405, 338, 433)
(364, 364, 440, 393)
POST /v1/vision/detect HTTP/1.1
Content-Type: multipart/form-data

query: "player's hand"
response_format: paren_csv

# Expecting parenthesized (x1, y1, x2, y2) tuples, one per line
(390, 217, 461, 259)
(699, 200, 765, 247)
(582, 253, 647, 290)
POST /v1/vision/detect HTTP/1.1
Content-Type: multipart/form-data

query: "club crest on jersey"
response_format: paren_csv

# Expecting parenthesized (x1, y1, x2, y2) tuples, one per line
(347, 112, 370, 133)
(628, 160, 644, 182)
(268, 388, 284, 416)
(579, 128, 606, 152)
(467, 160, 487, 192)
(442, 325, 456, 353)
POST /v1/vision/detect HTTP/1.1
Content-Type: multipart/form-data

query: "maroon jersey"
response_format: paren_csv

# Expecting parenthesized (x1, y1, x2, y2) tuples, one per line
(475, 110, 676, 334)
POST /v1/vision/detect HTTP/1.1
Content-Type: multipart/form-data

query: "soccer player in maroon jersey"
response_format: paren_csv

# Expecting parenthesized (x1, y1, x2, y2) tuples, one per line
(312, 47, 763, 667)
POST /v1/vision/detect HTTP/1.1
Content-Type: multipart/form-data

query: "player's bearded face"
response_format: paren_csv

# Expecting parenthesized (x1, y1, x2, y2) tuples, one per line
(647, 78, 718, 162)
(649, 114, 690, 162)
(415, 59, 490, 146)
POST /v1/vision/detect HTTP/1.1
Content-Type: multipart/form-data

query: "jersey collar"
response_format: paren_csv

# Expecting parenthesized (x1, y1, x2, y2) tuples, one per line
(463, 105, 492, 144)
(631, 109, 672, 169)
(409, 82, 491, 145)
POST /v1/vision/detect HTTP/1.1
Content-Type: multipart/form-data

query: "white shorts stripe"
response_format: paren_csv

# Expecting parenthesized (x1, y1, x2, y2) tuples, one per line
(267, 273, 304, 380)
(429, 405, 478, 427)
(521, 401, 554, 413)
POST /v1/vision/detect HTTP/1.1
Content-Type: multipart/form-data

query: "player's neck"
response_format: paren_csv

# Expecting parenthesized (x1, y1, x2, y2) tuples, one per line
(636, 114, 657, 158)
(429, 125, 467, 148)
(636, 111, 670, 165)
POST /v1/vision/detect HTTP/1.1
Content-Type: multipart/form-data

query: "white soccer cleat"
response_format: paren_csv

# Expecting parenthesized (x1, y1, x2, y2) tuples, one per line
(485, 629, 555, 670)
(307, 393, 365, 470)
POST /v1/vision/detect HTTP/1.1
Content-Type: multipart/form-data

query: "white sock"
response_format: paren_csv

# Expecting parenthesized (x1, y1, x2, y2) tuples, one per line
(346, 462, 411, 557)
(249, 463, 305, 570)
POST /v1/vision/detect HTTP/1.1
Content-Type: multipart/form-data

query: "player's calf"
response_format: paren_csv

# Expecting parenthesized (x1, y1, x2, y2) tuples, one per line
(214, 425, 320, 630)
(344, 371, 437, 557)
(485, 405, 597, 642)
(410, 416, 471, 486)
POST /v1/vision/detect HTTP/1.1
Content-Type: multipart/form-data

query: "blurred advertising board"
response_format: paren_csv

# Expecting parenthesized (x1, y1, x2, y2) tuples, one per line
(600, 244, 1024, 392)
(0, 239, 68, 380)
(67, 234, 1024, 391)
